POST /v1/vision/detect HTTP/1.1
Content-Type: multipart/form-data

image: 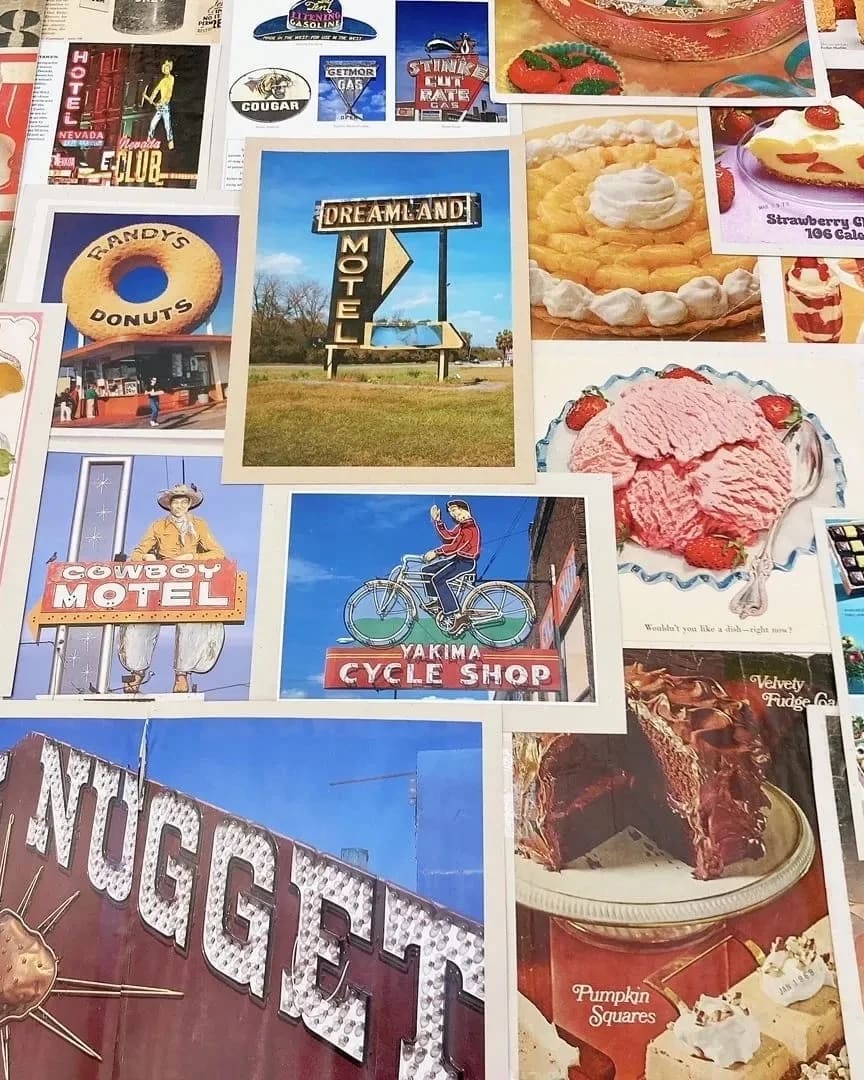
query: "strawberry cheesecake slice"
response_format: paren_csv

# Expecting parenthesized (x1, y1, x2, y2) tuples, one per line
(747, 98, 864, 188)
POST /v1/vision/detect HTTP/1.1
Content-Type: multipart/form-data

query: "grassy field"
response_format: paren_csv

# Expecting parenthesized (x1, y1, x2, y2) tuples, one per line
(243, 363, 515, 468)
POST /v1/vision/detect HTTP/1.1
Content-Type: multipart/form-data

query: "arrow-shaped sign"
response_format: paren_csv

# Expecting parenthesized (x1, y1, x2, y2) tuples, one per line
(380, 229, 413, 303)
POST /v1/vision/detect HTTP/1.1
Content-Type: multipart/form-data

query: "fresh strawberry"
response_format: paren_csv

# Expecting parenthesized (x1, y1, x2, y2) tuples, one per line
(807, 161, 844, 173)
(717, 108, 755, 143)
(658, 366, 711, 383)
(508, 50, 561, 93)
(757, 394, 801, 428)
(715, 163, 735, 214)
(683, 535, 747, 571)
(613, 490, 631, 547)
(804, 105, 841, 130)
(564, 387, 607, 430)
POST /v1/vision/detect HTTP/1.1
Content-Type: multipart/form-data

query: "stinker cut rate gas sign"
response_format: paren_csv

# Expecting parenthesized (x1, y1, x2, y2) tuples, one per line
(0, 734, 484, 1078)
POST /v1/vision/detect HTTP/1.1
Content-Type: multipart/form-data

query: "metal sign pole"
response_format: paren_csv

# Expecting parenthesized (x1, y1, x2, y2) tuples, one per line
(437, 228, 448, 382)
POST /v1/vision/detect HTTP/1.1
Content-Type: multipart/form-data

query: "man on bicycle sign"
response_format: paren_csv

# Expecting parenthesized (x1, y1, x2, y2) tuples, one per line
(422, 500, 481, 635)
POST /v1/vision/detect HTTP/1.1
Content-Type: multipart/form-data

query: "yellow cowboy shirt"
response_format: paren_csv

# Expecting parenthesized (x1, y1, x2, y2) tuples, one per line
(129, 515, 225, 561)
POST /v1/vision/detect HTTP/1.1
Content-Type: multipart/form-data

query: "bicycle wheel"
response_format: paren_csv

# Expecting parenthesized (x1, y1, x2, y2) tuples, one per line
(461, 581, 535, 648)
(343, 579, 418, 647)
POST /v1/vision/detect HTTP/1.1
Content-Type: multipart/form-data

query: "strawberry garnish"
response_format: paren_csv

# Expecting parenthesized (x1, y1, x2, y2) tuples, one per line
(777, 152, 819, 163)
(719, 108, 755, 143)
(683, 535, 747, 571)
(807, 161, 844, 173)
(715, 163, 735, 214)
(564, 387, 608, 430)
(757, 394, 801, 428)
(658, 367, 711, 383)
(804, 105, 841, 130)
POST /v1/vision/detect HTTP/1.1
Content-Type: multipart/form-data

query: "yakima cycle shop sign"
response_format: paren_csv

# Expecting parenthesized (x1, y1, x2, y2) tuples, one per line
(0, 734, 484, 1077)
(324, 643, 561, 691)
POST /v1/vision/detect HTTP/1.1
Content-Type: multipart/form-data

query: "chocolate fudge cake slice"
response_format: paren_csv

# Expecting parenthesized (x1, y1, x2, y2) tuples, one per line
(625, 663, 771, 880)
(513, 734, 632, 871)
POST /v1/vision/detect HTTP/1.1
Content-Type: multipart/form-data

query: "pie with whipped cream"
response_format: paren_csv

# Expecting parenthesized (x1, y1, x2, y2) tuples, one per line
(527, 117, 762, 337)
(747, 97, 864, 189)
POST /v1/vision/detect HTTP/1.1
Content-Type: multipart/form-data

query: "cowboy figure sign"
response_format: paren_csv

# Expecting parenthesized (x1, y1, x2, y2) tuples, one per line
(117, 483, 227, 695)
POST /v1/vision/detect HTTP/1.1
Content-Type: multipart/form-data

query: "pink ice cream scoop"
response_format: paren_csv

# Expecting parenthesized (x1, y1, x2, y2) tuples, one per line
(625, 463, 716, 554)
(568, 411, 636, 489)
(690, 437, 792, 539)
(566, 374, 795, 561)
(610, 379, 770, 463)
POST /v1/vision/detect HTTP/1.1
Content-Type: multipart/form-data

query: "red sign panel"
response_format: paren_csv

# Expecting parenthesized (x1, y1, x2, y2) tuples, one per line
(38, 559, 246, 624)
(0, 734, 484, 1078)
(538, 598, 555, 650)
(324, 643, 562, 691)
(554, 545, 582, 626)
(406, 54, 488, 112)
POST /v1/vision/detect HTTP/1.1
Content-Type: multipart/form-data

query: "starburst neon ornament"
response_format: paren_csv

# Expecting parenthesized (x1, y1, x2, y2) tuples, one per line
(0, 814, 182, 1076)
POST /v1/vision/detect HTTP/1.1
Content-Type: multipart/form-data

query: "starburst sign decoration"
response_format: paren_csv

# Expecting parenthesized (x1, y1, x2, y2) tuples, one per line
(0, 814, 182, 1076)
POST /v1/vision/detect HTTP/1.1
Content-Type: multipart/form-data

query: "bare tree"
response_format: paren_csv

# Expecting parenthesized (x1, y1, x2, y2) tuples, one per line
(252, 273, 285, 320)
(281, 280, 329, 339)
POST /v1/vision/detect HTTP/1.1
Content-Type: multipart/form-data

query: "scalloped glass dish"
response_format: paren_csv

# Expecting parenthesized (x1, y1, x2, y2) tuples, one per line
(536, 364, 846, 591)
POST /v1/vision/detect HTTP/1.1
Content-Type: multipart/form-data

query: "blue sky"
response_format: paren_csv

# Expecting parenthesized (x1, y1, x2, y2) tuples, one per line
(0, 717, 483, 919)
(13, 454, 260, 701)
(395, 1, 504, 117)
(280, 493, 537, 699)
(254, 146, 512, 346)
(41, 212, 239, 351)
(317, 56, 386, 121)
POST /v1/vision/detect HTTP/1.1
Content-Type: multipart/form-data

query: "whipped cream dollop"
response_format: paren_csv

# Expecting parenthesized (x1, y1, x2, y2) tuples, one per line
(671, 993, 760, 1068)
(530, 261, 760, 328)
(801, 1048, 850, 1079)
(786, 257, 839, 299)
(760, 934, 836, 1006)
(518, 994, 580, 1080)
(525, 117, 699, 165)
(588, 166, 694, 231)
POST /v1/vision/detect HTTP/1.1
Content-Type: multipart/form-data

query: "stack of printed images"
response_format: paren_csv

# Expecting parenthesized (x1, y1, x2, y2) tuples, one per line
(3, 0, 864, 1078)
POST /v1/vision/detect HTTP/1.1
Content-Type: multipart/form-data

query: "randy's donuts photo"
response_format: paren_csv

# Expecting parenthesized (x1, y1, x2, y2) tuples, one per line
(61, 222, 223, 340)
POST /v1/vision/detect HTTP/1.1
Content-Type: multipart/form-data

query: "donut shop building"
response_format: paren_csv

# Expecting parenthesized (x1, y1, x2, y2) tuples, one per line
(56, 333, 231, 419)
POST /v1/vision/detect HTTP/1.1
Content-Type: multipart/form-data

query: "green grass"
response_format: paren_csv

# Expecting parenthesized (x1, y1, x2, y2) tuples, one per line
(250, 362, 513, 387)
(243, 367, 515, 468)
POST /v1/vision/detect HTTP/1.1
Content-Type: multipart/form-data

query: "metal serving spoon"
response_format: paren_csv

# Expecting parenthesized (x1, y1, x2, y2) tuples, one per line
(729, 419, 824, 620)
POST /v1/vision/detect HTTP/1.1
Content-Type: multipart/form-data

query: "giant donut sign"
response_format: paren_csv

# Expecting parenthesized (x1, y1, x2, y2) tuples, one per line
(0, 734, 485, 1078)
(61, 223, 224, 341)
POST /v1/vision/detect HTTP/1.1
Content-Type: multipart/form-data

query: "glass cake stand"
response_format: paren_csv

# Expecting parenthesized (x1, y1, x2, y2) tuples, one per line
(514, 784, 814, 946)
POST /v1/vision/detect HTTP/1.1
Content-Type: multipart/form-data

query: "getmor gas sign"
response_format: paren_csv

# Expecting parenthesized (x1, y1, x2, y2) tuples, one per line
(0, 734, 484, 1078)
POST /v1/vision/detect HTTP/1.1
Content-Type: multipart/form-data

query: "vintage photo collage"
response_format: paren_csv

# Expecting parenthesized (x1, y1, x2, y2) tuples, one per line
(2, 1, 864, 1079)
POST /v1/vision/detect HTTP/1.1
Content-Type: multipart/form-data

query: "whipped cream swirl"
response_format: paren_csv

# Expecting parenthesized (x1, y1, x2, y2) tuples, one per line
(671, 993, 760, 1069)
(760, 934, 836, 1006)
(588, 165, 694, 231)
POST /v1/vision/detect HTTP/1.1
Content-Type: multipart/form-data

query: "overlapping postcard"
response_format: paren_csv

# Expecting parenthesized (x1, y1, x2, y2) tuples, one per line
(0, 707, 500, 1079)
(277, 477, 625, 729)
(224, 136, 534, 483)
(215, 0, 511, 189)
(5, 187, 237, 438)
(489, 0, 827, 105)
(507, 674, 850, 1079)
(534, 341, 864, 651)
